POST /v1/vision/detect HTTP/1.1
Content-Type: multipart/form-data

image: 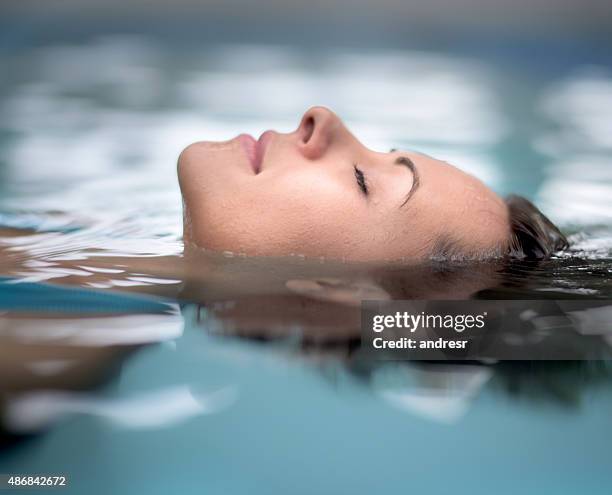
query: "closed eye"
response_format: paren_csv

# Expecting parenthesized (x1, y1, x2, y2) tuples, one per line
(353, 164, 368, 196)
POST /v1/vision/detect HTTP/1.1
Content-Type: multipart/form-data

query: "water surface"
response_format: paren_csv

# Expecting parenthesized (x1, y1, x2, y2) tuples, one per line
(1, 34, 611, 494)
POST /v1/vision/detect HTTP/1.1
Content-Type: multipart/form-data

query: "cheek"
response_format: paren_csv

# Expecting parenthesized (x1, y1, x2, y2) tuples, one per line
(246, 174, 364, 255)
(265, 174, 348, 222)
(190, 171, 367, 256)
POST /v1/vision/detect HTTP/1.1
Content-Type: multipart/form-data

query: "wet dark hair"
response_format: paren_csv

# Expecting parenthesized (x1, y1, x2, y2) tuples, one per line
(430, 195, 569, 261)
(504, 195, 569, 259)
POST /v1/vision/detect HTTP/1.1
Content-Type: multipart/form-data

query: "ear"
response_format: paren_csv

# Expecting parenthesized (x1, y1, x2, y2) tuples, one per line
(285, 277, 391, 306)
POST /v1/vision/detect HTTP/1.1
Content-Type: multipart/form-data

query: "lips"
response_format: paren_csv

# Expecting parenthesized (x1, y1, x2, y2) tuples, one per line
(238, 131, 273, 174)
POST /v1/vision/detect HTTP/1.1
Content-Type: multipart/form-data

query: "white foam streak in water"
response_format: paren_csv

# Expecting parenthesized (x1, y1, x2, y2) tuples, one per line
(536, 69, 612, 227)
(372, 364, 492, 424)
(0, 309, 183, 346)
(538, 179, 612, 222)
(178, 47, 506, 147)
(565, 231, 612, 259)
(539, 68, 612, 152)
(4, 385, 238, 433)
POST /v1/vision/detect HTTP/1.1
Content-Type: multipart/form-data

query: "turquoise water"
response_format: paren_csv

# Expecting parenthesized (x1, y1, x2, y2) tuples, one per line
(1, 32, 612, 494)
(2, 306, 612, 494)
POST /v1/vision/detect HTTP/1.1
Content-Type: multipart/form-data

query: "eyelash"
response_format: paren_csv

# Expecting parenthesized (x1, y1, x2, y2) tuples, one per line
(353, 164, 368, 195)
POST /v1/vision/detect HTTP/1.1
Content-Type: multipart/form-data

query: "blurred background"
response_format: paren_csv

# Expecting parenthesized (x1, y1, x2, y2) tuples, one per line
(1, 0, 611, 254)
(1, 2, 612, 494)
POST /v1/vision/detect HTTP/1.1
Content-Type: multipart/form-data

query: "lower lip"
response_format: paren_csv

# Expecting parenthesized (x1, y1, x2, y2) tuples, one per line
(238, 131, 273, 174)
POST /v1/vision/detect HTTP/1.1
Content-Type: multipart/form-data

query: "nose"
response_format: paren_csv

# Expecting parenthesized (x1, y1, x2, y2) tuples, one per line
(296, 106, 343, 160)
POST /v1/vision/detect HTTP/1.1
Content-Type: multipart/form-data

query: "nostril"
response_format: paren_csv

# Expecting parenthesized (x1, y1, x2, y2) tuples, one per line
(302, 116, 315, 143)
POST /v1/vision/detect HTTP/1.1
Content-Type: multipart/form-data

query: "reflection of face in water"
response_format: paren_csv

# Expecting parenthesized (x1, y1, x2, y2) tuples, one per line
(1, 259, 609, 439)
(195, 267, 612, 413)
(190, 252, 506, 342)
(184, 251, 612, 413)
(178, 106, 511, 261)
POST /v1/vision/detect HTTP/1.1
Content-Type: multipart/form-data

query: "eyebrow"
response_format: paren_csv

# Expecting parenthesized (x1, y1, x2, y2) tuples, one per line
(395, 156, 420, 207)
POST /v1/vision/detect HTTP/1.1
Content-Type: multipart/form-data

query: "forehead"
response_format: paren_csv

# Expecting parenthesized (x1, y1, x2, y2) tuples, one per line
(404, 152, 509, 250)
(410, 152, 502, 204)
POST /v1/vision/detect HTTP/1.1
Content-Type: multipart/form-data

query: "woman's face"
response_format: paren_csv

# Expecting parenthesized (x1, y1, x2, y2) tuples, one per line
(178, 107, 509, 261)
